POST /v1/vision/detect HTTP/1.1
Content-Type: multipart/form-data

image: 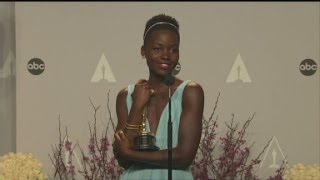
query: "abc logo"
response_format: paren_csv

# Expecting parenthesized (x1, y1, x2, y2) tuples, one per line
(27, 58, 45, 75)
(299, 59, 317, 76)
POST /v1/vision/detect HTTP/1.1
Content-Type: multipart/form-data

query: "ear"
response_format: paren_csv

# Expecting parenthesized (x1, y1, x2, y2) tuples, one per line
(141, 45, 145, 58)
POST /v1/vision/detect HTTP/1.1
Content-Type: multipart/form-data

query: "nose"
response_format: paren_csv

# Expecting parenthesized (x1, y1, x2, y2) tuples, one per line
(161, 49, 170, 60)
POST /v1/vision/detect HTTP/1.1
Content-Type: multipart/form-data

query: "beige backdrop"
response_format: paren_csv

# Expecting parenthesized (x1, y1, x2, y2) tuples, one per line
(15, 2, 319, 179)
(0, 2, 15, 156)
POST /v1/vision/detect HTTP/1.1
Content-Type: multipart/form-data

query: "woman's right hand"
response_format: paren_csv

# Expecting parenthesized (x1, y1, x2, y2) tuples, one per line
(132, 79, 154, 109)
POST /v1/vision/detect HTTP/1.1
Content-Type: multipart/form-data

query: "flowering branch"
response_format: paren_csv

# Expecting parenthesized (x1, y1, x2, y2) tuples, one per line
(49, 115, 78, 179)
(191, 93, 287, 180)
(49, 91, 123, 180)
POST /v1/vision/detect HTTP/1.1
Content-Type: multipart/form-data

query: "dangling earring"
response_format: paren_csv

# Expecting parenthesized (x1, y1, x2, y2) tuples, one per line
(172, 62, 181, 76)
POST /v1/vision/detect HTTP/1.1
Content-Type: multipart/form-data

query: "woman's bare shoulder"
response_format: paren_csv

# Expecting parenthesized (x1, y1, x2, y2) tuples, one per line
(184, 81, 204, 94)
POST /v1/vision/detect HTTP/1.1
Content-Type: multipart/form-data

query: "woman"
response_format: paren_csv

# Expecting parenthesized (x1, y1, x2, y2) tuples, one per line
(113, 14, 204, 179)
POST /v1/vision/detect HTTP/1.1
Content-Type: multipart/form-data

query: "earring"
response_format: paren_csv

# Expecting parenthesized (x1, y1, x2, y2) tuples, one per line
(172, 62, 181, 76)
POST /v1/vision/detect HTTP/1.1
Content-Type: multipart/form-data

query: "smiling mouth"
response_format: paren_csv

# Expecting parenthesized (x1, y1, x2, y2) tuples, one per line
(159, 63, 170, 68)
(158, 63, 173, 71)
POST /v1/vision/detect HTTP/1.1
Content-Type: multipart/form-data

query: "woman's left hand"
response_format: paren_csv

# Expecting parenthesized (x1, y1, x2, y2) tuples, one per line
(113, 130, 131, 159)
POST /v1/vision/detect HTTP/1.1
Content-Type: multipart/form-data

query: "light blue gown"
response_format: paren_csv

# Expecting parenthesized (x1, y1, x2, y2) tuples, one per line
(121, 80, 194, 180)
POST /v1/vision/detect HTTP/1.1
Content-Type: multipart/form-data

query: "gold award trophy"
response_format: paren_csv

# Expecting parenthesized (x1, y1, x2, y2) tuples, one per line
(133, 107, 159, 151)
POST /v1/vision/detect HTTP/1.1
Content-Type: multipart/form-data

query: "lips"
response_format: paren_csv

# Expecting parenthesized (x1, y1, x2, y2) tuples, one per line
(157, 62, 172, 71)
(159, 63, 170, 68)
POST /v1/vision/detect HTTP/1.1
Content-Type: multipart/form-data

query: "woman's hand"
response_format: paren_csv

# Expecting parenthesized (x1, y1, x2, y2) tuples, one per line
(113, 130, 131, 159)
(132, 79, 155, 109)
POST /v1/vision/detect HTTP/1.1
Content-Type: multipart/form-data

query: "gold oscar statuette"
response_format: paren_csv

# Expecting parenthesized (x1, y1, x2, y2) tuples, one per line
(133, 107, 159, 151)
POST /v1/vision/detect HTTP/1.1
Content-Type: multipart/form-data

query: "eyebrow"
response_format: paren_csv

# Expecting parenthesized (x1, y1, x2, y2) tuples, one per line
(152, 42, 179, 47)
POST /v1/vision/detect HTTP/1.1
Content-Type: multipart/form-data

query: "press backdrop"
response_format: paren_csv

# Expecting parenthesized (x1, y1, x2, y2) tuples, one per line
(14, 2, 319, 179)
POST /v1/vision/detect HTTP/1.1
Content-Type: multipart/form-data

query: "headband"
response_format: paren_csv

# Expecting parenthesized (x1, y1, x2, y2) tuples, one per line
(143, 22, 179, 40)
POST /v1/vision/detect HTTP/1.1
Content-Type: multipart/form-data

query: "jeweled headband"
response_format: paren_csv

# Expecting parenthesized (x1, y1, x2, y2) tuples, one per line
(143, 22, 179, 40)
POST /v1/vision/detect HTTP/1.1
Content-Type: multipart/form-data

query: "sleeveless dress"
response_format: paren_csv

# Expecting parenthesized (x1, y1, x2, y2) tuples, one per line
(121, 80, 194, 180)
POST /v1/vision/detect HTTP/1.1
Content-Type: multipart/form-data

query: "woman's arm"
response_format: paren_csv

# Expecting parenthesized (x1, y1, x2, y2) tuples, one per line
(113, 80, 156, 169)
(113, 87, 133, 169)
(114, 82, 204, 169)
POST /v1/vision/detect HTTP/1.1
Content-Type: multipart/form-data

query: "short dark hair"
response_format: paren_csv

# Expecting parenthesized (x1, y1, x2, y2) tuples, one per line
(143, 14, 180, 45)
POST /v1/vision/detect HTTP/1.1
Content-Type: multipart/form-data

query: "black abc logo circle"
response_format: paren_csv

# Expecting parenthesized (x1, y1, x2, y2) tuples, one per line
(299, 59, 317, 76)
(27, 58, 45, 75)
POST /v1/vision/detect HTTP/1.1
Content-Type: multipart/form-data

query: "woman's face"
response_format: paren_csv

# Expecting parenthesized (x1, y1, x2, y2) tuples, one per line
(142, 29, 180, 77)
